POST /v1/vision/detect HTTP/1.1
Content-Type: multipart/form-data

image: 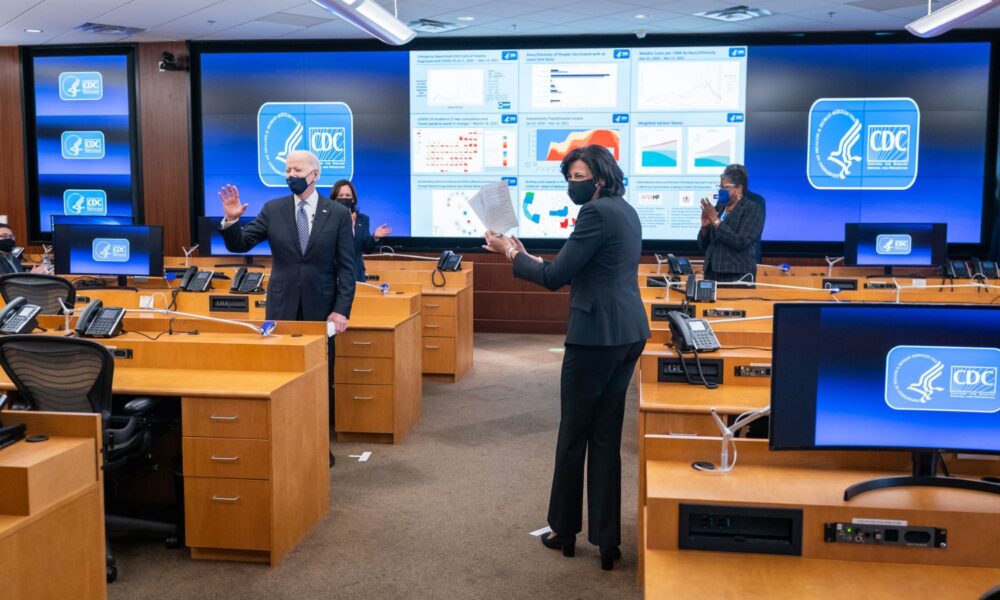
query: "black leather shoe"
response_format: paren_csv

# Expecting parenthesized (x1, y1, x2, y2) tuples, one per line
(329, 451, 335, 467)
(599, 546, 621, 571)
(540, 532, 576, 557)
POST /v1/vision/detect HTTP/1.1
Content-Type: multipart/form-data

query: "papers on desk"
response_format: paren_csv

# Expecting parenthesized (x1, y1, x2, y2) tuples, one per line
(466, 181, 518, 235)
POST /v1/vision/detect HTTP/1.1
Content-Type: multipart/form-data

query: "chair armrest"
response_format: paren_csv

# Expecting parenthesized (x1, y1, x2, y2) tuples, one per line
(122, 397, 157, 415)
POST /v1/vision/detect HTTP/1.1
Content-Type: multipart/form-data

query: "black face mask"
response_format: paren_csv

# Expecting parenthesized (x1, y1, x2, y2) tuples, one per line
(0, 239, 14, 253)
(567, 179, 598, 205)
(286, 175, 310, 196)
(336, 199, 354, 212)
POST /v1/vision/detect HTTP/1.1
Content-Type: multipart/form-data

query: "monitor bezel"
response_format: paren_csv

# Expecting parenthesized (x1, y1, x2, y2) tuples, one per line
(52, 223, 164, 278)
(843, 222, 948, 267)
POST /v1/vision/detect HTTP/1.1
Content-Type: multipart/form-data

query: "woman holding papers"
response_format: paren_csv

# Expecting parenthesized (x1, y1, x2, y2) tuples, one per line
(482, 144, 650, 571)
(332, 179, 392, 282)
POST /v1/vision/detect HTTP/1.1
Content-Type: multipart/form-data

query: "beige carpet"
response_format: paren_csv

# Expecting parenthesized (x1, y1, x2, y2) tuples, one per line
(108, 333, 643, 600)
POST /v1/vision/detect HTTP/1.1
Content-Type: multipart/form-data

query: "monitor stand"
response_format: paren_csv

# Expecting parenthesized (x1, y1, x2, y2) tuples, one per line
(844, 451, 1000, 501)
(864, 267, 894, 278)
(75, 275, 137, 290)
(214, 256, 265, 269)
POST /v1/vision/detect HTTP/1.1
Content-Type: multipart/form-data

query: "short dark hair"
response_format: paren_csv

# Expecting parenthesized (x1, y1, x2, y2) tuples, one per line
(331, 179, 358, 212)
(559, 145, 625, 197)
(721, 164, 749, 190)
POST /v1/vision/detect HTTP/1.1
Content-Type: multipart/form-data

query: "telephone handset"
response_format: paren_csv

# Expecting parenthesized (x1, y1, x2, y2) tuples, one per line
(685, 274, 717, 303)
(944, 259, 971, 279)
(74, 300, 126, 338)
(667, 311, 720, 353)
(437, 250, 462, 272)
(0, 297, 41, 334)
(667, 253, 694, 276)
(230, 267, 264, 294)
(180, 266, 215, 292)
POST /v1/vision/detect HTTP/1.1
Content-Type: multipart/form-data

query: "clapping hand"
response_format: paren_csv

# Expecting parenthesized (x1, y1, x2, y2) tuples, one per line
(219, 184, 248, 221)
(374, 224, 393, 239)
(700, 198, 719, 226)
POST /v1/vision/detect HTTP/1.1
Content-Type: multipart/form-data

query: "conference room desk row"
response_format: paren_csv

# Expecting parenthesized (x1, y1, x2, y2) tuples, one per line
(0, 316, 330, 573)
(639, 279, 1000, 304)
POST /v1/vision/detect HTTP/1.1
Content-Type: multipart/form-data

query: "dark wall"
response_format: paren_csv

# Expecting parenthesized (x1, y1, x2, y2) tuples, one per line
(0, 47, 27, 242)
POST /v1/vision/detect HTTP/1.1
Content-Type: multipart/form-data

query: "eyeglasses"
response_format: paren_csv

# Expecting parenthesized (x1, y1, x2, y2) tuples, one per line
(715, 184, 737, 191)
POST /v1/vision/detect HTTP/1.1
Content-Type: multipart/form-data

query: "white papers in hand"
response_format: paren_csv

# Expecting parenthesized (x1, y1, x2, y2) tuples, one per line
(466, 181, 518, 235)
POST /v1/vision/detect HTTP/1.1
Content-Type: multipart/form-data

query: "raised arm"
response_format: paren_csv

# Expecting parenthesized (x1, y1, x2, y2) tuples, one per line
(512, 203, 604, 291)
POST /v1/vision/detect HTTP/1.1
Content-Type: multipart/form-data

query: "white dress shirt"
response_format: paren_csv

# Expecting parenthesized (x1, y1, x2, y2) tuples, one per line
(221, 189, 318, 233)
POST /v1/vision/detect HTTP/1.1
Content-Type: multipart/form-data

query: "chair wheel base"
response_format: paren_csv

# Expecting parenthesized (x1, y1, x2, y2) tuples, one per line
(106, 565, 118, 583)
(165, 536, 181, 549)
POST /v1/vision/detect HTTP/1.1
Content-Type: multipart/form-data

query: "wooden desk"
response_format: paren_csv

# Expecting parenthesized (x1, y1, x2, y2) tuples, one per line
(0, 324, 329, 567)
(0, 412, 106, 599)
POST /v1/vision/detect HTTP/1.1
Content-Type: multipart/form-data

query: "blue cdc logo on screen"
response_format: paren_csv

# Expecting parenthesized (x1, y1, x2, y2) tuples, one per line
(63, 189, 108, 216)
(58, 71, 103, 101)
(875, 234, 911, 255)
(807, 98, 919, 191)
(885, 346, 999, 413)
(257, 102, 354, 187)
(92, 238, 130, 263)
(61, 131, 105, 160)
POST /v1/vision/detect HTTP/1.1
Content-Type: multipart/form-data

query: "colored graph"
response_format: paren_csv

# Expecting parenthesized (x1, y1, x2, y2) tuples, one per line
(535, 129, 620, 161)
(431, 190, 485, 236)
(688, 127, 736, 174)
(633, 127, 682, 175)
(520, 190, 580, 238)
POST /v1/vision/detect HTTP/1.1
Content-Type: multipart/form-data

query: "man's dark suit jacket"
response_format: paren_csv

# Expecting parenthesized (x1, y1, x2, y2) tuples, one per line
(220, 194, 356, 321)
(697, 197, 766, 278)
(0, 254, 25, 275)
(352, 211, 377, 282)
(512, 195, 651, 346)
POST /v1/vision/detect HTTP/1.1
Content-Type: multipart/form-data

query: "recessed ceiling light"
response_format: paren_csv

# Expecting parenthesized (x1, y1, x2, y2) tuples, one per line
(634, 13, 650, 19)
(457, 16, 475, 21)
(25, 28, 43, 33)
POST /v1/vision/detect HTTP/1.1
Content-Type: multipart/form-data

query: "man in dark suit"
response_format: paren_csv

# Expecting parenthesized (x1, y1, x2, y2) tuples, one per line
(0, 224, 46, 275)
(218, 150, 356, 329)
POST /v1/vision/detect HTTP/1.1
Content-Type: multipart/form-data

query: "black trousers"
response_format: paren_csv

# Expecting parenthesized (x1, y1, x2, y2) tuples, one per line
(548, 339, 646, 547)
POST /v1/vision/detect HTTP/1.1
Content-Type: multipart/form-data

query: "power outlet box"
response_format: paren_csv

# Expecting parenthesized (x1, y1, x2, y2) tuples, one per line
(822, 278, 858, 291)
(651, 303, 695, 321)
(704, 308, 746, 318)
(735, 365, 772, 378)
(824, 523, 946, 548)
(865, 281, 897, 289)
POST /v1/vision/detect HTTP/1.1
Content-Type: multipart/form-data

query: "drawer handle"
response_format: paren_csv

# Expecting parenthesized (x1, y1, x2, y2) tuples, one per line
(353, 395, 374, 400)
(211, 496, 240, 503)
(426, 303, 440, 308)
(425, 345, 440, 350)
(209, 415, 239, 422)
(352, 341, 373, 346)
(353, 368, 374, 373)
(210, 456, 240, 463)
(425, 324, 440, 329)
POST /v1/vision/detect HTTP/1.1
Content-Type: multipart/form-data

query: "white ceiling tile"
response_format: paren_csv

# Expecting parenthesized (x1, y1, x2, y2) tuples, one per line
(91, 0, 224, 29)
(0, 1, 45, 28)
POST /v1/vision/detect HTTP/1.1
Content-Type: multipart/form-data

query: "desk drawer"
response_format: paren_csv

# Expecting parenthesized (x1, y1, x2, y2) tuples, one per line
(184, 478, 270, 551)
(335, 357, 394, 385)
(336, 330, 394, 358)
(421, 315, 456, 338)
(335, 384, 393, 433)
(182, 398, 269, 440)
(645, 412, 719, 437)
(422, 336, 456, 374)
(182, 438, 270, 480)
(422, 296, 455, 317)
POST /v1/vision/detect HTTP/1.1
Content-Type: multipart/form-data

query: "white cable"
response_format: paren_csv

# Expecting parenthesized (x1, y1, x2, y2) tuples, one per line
(129, 308, 265, 335)
(706, 315, 774, 324)
(364, 252, 437, 261)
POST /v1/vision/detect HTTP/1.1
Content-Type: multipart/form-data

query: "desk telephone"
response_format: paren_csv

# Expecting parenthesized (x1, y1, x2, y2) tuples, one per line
(685, 274, 717, 303)
(0, 297, 41, 334)
(944, 259, 971, 279)
(437, 250, 462, 272)
(75, 300, 126, 338)
(971, 258, 999, 279)
(179, 266, 215, 292)
(667, 311, 720, 353)
(231, 267, 264, 294)
(667, 254, 694, 276)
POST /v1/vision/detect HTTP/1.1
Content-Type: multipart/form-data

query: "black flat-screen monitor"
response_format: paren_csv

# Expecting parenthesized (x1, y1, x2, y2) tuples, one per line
(53, 224, 163, 277)
(50, 214, 134, 229)
(844, 223, 947, 267)
(197, 216, 271, 257)
(770, 303, 1000, 455)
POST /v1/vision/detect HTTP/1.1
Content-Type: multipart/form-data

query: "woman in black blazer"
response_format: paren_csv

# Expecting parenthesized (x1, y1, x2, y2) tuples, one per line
(483, 145, 651, 571)
(331, 180, 392, 282)
(697, 164, 766, 282)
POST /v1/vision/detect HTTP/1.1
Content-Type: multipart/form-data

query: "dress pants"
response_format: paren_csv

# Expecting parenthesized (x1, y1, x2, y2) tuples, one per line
(548, 339, 646, 547)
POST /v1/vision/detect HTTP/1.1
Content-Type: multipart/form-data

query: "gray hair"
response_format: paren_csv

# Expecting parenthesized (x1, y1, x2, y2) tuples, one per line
(288, 150, 321, 179)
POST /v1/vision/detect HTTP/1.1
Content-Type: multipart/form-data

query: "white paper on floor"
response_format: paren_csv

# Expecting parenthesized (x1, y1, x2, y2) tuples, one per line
(348, 451, 372, 462)
(530, 526, 552, 537)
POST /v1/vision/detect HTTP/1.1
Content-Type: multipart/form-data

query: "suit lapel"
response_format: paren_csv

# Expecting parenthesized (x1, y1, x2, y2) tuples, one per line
(304, 196, 333, 257)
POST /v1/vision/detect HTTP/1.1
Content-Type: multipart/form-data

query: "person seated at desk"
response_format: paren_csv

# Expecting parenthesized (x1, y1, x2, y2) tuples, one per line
(697, 164, 766, 282)
(332, 179, 392, 282)
(0, 224, 47, 275)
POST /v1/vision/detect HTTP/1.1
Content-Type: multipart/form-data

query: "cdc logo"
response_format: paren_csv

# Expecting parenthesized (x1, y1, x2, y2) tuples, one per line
(808, 98, 919, 190)
(63, 189, 108, 216)
(59, 72, 103, 101)
(875, 234, 912, 256)
(886, 346, 1000, 413)
(257, 102, 354, 187)
(92, 238, 130, 263)
(61, 131, 105, 160)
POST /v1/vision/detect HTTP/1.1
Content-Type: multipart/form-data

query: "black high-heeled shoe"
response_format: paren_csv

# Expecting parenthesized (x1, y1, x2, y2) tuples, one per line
(540, 532, 576, 557)
(599, 546, 621, 571)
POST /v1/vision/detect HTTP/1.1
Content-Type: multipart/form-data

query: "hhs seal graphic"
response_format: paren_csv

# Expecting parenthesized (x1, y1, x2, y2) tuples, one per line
(886, 346, 1000, 413)
(63, 189, 108, 216)
(257, 102, 354, 187)
(92, 238, 130, 263)
(808, 98, 919, 190)
(59, 72, 103, 101)
(875, 234, 912, 256)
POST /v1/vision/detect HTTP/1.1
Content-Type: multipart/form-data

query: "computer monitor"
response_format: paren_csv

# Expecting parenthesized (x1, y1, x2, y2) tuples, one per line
(197, 217, 271, 265)
(50, 215, 134, 229)
(770, 303, 1000, 500)
(844, 223, 947, 270)
(53, 224, 164, 287)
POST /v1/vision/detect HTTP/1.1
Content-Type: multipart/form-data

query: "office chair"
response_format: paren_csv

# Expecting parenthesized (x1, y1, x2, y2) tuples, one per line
(0, 335, 181, 583)
(0, 273, 76, 314)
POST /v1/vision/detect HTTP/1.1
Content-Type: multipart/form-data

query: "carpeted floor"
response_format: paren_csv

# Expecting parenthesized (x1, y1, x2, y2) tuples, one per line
(108, 333, 643, 600)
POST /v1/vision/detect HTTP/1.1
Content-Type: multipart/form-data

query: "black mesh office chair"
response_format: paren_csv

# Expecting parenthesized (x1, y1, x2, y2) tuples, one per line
(0, 273, 76, 314)
(0, 335, 180, 582)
